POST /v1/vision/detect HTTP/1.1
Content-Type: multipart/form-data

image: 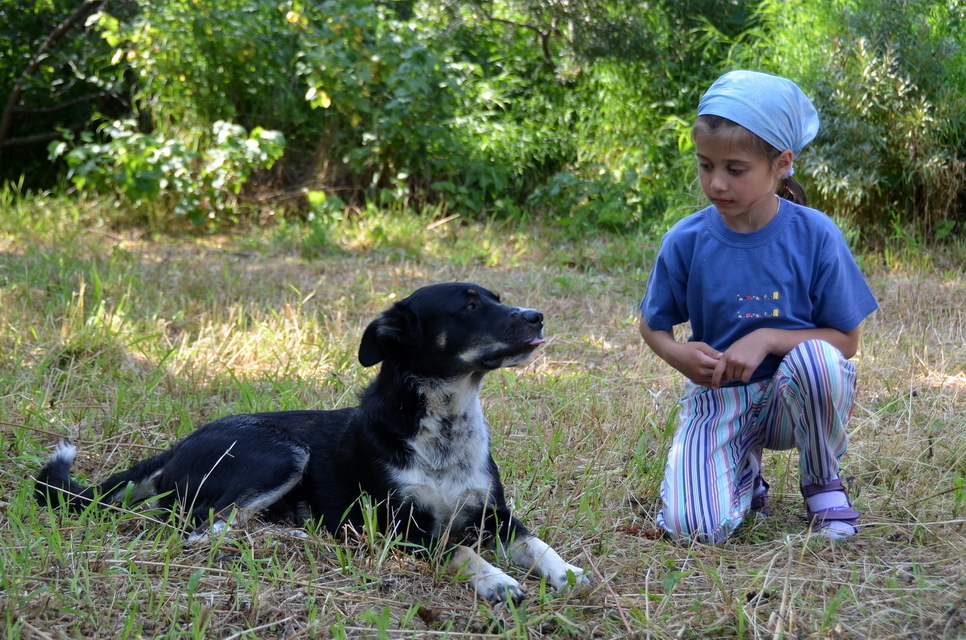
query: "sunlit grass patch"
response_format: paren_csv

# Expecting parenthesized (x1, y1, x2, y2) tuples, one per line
(2, 201, 966, 638)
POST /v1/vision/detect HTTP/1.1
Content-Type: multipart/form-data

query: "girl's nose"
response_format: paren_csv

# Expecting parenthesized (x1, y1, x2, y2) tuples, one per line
(709, 170, 727, 192)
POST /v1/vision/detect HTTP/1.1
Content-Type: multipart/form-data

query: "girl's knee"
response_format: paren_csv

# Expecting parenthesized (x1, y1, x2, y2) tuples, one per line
(784, 339, 856, 389)
(791, 338, 845, 364)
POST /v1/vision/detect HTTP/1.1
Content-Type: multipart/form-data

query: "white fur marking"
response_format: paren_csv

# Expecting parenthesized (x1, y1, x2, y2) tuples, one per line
(506, 535, 589, 590)
(449, 545, 525, 603)
(390, 376, 495, 530)
(124, 468, 162, 503)
(50, 441, 77, 465)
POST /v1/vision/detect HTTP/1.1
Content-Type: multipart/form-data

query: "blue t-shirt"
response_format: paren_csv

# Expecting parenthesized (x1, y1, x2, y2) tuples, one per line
(640, 199, 879, 382)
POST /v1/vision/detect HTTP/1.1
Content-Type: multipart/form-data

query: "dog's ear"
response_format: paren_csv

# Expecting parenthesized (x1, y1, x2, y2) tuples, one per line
(358, 302, 421, 367)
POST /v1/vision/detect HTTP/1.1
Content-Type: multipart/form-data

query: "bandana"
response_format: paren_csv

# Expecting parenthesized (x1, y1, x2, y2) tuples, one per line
(697, 70, 819, 156)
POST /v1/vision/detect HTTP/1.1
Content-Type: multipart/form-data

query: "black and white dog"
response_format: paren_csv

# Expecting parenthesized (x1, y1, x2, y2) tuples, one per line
(35, 282, 587, 602)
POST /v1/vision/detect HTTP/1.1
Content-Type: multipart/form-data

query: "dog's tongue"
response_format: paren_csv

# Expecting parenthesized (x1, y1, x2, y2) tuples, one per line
(529, 337, 547, 346)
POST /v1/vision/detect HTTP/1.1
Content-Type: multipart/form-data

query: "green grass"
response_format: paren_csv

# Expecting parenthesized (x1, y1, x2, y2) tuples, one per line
(1, 196, 966, 638)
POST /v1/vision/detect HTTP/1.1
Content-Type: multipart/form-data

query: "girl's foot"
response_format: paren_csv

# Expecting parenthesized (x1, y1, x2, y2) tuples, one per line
(801, 478, 860, 539)
(751, 474, 770, 517)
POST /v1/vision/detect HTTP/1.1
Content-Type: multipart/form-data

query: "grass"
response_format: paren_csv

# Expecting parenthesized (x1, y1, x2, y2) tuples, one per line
(1, 195, 965, 638)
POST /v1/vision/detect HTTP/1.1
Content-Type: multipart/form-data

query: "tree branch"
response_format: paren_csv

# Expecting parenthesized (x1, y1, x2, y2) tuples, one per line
(0, 122, 87, 150)
(471, 5, 562, 69)
(13, 90, 119, 115)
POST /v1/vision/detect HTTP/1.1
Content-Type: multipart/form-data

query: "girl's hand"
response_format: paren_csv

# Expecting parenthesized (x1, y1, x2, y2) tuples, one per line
(641, 318, 860, 390)
(711, 332, 771, 388)
(639, 320, 722, 386)
(665, 341, 722, 386)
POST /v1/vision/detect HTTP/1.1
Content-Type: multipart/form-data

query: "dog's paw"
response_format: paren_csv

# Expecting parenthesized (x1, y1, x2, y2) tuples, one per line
(186, 517, 230, 546)
(474, 570, 527, 604)
(547, 563, 592, 591)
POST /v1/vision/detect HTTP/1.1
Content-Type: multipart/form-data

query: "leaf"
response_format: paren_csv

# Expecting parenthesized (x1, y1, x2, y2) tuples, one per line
(663, 570, 686, 593)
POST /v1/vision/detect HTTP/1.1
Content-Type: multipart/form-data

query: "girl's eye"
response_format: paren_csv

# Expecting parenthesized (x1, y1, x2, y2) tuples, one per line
(729, 168, 744, 176)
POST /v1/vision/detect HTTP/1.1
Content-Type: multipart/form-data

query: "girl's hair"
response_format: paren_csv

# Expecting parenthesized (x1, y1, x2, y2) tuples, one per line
(692, 114, 808, 206)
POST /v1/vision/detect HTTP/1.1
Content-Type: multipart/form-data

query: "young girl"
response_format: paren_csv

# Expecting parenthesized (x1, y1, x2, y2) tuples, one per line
(639, 70, 878, 543)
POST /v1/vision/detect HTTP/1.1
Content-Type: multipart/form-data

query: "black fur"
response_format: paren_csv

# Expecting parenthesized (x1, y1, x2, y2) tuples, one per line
(35, 282, 586, 602)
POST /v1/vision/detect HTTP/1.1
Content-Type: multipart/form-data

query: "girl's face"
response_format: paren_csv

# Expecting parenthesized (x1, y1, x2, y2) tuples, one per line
(694, 133, 793, 233)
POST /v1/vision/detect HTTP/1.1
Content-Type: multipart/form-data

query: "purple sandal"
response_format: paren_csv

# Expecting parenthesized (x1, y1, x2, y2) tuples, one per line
(801, 478, 861, 538)
(751, 474, 770, 516)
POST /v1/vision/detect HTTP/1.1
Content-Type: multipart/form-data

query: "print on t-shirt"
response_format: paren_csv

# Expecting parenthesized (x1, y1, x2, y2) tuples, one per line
(736, 291, 781, 319)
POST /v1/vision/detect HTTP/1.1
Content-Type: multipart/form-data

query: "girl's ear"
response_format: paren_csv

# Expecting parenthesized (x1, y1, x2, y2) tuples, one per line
(775, 149, 794, 176)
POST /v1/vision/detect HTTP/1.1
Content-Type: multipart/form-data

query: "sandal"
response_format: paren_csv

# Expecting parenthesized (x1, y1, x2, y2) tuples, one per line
(750, 474, 771, 517)
(801, 478, 860, 539)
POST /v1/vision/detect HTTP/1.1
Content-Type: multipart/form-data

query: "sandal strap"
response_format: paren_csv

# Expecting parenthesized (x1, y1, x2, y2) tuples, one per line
(808, 505, 861, 527)
(751, 475, 770, 514)
(800, 478, 847, 499)
(802, 478, 861, 533)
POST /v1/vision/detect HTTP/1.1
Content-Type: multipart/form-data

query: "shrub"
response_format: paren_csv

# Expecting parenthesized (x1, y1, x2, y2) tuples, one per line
(748, 0, 966, 240)
(51, 120, 285, 226)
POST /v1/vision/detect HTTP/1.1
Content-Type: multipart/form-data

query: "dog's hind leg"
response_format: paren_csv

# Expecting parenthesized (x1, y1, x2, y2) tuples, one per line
(183, 442, 311, 545)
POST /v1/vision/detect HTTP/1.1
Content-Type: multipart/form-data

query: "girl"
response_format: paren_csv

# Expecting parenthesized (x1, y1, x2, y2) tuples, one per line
(639, 70, 878, 543)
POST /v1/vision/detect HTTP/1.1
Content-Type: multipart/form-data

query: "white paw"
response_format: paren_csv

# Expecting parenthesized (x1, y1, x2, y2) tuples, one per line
(547, 563, 591, 590)
(450, 546, 528, 604)
(258, 525, 310, 539)
(506, 535, 591, 591)
(186, 518, 229, 546)
(185, 529, 210, 546)
(474, 570, 527, 604)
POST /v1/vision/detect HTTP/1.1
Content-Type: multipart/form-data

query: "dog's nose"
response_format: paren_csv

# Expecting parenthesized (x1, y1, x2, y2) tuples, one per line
(522, 309, 543, 325)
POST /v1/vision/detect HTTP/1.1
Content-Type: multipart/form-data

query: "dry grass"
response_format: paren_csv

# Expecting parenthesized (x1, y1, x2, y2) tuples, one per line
(1, 207, 965, 639)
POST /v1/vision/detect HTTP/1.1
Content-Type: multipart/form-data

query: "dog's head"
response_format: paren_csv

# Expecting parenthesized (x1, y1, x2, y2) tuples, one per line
(358, 283, 545, 376)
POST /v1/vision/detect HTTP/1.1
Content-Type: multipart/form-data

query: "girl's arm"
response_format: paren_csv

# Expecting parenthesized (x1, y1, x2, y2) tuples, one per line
(641, 318, 861, 389)
(711, 326, 860, 389)
(639, 318, 722, 386)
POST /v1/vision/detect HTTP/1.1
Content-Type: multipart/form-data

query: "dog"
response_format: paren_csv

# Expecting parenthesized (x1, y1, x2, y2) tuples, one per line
(35, 282, 588, 603)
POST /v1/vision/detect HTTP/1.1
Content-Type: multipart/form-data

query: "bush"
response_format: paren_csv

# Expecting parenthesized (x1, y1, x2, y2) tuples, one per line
(51, 120, 285, 226)
(747, 0, 966, 240)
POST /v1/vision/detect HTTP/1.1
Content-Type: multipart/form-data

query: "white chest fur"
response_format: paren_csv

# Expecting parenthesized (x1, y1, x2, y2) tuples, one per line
(390, 376, 497, 530)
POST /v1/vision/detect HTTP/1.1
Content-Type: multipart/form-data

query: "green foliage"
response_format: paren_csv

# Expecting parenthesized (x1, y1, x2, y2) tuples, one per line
(94, 1, 307, 134)
(746, 0, 966, 240)
(526, 169, 639, 230)
(293, 0, 466, 195)
(3, 0, 965, 240)
(50, 119, 285, 225)
(0, 0, 132, 186)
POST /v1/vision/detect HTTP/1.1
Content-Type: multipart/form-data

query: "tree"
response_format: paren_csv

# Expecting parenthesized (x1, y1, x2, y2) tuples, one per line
(0, 0, 132, 183)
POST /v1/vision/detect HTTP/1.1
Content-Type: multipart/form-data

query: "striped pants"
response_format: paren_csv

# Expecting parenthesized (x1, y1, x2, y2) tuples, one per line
(657, 340, 857, 544)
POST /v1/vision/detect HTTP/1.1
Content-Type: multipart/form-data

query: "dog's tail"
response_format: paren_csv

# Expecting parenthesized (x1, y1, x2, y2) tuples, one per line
(35, 440, 171, 512)
(34, 441, 96, 510)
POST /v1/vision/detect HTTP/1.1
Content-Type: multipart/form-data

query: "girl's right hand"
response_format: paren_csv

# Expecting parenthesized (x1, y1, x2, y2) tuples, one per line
(639, 320, 722, 386)
(665, 341, 722, 387)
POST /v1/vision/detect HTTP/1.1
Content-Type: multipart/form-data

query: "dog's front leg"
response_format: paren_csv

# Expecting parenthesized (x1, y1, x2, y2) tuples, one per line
(448, 545, 527, 604)
(504, 534, 589, 591)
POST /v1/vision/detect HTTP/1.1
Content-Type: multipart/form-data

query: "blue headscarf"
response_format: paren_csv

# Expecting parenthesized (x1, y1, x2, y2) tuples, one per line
(697, 70, 819, 156)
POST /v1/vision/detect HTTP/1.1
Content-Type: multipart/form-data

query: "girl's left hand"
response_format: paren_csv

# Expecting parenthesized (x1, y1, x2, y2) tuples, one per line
(711, 331, 772, 388)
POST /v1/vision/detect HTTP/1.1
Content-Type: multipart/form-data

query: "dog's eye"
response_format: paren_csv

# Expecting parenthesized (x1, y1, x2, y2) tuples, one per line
(465, 302, 478, 311)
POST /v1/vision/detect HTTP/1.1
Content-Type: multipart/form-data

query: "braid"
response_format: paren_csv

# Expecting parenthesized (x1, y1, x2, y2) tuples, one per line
(778, 176, 808, 206)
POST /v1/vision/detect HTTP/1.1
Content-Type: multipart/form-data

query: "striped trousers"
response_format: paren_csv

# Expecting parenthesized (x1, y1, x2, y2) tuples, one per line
(657, 339, 857, 543)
